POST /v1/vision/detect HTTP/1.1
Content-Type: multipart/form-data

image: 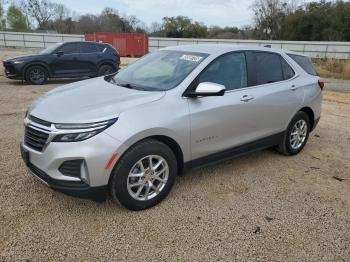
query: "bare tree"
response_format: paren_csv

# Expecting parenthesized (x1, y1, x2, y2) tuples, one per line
(21, 0, 58, 29)
(251, 0, 289, 39)
(53, 4, 71, 33)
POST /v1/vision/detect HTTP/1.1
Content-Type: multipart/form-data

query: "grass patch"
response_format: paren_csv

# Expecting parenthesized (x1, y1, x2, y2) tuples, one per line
(314, 58, 350, 80)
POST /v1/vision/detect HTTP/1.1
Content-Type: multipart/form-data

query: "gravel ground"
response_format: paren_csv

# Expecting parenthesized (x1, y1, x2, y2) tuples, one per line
(0, 48, 350, 261)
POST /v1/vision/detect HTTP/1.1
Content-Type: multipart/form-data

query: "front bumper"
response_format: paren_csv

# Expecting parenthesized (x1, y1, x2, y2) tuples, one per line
(3, 61, 23, 79)
(21, 128, 127, 201)
(27, 161, 108, 201)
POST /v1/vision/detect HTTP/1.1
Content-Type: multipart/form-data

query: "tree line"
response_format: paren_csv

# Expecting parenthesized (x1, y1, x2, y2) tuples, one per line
(0, 0, 349, 41)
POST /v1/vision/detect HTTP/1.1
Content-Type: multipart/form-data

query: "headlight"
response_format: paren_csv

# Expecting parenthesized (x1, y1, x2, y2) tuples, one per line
(52, 118, 117, 142)
(13, 60, 25, 64)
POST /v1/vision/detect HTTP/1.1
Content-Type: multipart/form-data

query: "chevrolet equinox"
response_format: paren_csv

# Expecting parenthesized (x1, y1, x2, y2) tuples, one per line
(21, 45, 323, 210)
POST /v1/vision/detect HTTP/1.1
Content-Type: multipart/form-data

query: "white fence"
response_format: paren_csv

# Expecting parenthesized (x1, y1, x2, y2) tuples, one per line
(0, 31, 84, 48)
(1, 31, 350, 59)
(149, 37, 350, 59)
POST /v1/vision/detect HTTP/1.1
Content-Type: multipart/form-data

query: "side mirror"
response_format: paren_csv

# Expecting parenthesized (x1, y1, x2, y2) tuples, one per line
(186, 82, 226, 98)
(56, 51, 64, 57)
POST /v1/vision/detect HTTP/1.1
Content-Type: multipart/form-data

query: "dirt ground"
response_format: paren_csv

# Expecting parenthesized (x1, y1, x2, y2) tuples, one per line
(0, 48, 349, 261)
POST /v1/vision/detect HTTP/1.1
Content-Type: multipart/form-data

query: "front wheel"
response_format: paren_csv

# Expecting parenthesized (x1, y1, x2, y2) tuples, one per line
(277, 111, 311, 155)
(109, 139, 177, 211)
(25, 65, 48, 85)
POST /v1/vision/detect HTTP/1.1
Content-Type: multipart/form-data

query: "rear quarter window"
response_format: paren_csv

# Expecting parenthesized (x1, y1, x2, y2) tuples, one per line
(287, 54, 317, 76)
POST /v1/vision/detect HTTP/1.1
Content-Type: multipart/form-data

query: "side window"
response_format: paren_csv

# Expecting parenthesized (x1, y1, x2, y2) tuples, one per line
(97, 45, 107, 52)
(199, 53, 247, 91)
(281, 58, 295, 80)
(58, 43, 80, 54)
(81, 43, 98, 53)
(254, 52, 284, 85)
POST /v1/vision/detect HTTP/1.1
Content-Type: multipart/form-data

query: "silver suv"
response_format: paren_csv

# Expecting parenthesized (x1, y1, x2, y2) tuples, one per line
(21, 45, 323, 210)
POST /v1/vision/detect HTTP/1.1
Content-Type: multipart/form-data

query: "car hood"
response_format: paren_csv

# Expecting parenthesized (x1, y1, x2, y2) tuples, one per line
(4, 54, 43, 62)
(29, 77, 165, 123)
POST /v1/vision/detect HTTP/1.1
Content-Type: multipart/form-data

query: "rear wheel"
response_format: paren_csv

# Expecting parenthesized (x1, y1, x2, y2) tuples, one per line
(277, 111, 310, 155)
(98, 64, 115, 76)
(109, 139, 177, 211)
(25, 65, 48, 85)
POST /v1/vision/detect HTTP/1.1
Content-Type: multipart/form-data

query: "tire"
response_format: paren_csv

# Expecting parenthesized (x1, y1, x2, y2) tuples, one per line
(25, 65, 48, 85)
(109, 139, 177, 211)
(277, 111, 311, 156)
(98, 64, 115, 76)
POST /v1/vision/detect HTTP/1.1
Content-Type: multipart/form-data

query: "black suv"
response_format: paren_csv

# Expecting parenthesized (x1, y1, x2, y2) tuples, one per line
(3, 41, 120, 85)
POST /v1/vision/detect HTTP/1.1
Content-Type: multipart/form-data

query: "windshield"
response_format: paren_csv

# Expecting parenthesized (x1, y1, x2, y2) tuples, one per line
(40, 43, 62, 54)
(112, 50, 208, 91)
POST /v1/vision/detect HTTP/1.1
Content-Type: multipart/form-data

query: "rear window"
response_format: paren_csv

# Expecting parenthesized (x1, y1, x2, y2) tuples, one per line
(287, 54, 317, 76)
(106, 46, 117, 55)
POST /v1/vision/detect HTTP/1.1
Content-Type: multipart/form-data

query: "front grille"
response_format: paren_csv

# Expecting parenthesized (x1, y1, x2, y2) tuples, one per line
(58, 160, 83, 178)
(29, 115, 52, 127)
(24, 126, 49, 152)
(4, 64, 16, 75)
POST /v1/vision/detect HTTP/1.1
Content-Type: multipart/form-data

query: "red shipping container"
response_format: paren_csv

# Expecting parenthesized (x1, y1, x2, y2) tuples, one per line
(85, 32, 149, 57)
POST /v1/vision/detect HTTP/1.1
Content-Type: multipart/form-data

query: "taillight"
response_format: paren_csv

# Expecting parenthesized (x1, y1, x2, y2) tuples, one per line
(318, 79, 325, 91)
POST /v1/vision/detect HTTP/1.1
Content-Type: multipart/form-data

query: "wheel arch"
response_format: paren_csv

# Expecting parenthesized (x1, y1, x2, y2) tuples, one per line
(299, 107, 315, 130)
(98, 60, 118, 71)
(109, 134, 185, 184)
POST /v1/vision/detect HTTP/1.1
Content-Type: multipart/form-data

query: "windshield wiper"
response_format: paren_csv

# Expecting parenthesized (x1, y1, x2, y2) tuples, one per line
(117, 83, 146, 91)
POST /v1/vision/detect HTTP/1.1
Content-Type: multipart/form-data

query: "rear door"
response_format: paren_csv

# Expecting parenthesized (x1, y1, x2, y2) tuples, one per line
(76, 42, 100, 75)
(240, 51, 304, 137)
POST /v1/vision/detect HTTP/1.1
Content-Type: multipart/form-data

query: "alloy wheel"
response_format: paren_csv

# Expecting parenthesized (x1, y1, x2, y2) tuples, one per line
(29, 68, 45, 84)
(127, 155, 169, 201)
(290, 119, 308, 150)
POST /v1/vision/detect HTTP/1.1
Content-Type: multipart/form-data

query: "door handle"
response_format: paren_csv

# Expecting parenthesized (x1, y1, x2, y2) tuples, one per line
(240, 95, 254, 102)
(290, 85, 298, 91)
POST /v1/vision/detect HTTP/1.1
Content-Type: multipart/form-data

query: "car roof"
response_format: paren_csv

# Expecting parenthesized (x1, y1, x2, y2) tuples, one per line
(62, 41, 107, 46)
(163, 44, 307, 57)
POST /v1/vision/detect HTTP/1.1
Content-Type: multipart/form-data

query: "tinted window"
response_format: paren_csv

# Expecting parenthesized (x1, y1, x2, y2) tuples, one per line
(58, 43, 80, 54)
(97, 45, 107, 52)
(199, 53, 247, 91)
(288, 54, 317, 76)
(81, 43, 97, 53)
(106, 46, 117, 55)
(254, 52, 283, 85)
(281, 58, 295, 80)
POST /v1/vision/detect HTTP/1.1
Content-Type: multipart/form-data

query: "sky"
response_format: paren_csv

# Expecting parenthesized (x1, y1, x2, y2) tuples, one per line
(54, 0, 256, 28)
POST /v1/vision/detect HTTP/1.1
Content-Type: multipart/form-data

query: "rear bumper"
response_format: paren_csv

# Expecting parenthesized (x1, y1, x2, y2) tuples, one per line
(27, 162, 108, 202)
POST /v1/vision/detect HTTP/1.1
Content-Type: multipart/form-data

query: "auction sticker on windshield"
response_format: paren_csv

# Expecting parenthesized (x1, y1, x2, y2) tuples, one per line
(180, 55, 203, 62)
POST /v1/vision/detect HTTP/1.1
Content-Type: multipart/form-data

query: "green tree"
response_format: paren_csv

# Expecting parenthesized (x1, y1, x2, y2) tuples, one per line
(7, 4, 30, 32)
(162, 16, 207, 38)
(0, 1, 6, 30)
